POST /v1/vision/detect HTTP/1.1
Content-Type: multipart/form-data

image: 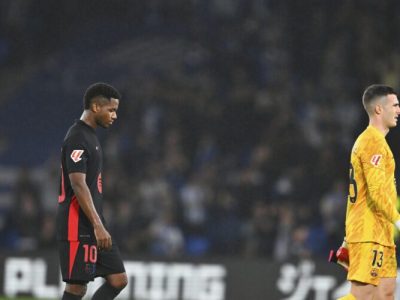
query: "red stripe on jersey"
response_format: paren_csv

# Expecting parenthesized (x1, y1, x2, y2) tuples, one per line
(58, 167, 66, 203)
(68, 196, 80, 241)
(68, 241, 80, 279)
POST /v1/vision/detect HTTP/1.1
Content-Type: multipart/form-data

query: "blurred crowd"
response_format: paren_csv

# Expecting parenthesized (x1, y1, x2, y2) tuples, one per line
(2, 0, 400, 261)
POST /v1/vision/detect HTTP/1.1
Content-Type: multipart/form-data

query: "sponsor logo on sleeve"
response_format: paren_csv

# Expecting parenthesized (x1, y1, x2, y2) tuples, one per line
(70, 150, 84, 163)
(370, 154, 382, 166)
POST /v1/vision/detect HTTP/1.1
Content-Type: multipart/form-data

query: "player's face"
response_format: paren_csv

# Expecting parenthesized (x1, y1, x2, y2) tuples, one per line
(96, 98, 119, 128)
(382, 94, 400, 128)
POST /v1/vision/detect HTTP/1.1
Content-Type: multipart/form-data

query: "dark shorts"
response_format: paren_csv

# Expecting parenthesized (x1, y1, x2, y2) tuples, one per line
(58, 239, 125, 283)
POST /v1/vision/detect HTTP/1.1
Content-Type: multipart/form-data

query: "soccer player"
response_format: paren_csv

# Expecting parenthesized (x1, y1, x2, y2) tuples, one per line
(339, 84, 400, 300)
(57, 83, 127, 300)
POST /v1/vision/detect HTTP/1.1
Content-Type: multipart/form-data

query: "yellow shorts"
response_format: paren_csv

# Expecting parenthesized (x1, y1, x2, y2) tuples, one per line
(347, 242, 397, 286)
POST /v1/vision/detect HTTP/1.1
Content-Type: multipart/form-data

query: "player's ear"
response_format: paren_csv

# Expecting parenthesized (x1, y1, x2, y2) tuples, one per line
(93, 103, 101, 113)
(374, 103, 383, 115)
(90, 98, 102, 113)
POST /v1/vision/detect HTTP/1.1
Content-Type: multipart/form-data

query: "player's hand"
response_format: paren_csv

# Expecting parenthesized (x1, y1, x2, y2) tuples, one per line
(395, 220, 400, 231)
(94, 224, 112, 251)
(328, 240, 349, 271)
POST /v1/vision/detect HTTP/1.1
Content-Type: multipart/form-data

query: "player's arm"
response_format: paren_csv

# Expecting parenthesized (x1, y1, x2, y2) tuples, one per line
(363, 151, 400, 226)
(69, 172, 112, 250)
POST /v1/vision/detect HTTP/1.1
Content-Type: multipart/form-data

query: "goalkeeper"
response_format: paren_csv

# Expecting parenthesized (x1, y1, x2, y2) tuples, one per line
(337, 84, 400, 300)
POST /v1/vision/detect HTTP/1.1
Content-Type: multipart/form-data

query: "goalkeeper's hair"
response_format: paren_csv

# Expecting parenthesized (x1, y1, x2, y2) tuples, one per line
(83, 82, 121, 109)
(362, 84, 396, 114)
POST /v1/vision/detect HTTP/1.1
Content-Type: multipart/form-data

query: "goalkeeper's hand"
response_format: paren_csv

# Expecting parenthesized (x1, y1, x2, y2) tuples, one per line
(328, 240, 349, 271)
(395, 220, 400, 231)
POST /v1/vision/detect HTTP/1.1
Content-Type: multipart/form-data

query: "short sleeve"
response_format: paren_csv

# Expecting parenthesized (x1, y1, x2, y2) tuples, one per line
(64, 139, 89, 174)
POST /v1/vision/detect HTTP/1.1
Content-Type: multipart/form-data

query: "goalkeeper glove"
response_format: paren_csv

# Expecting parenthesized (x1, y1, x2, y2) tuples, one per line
(328, 240, 349, 271)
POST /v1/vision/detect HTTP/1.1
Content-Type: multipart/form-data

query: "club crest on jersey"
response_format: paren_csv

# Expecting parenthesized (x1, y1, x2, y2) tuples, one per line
(70, 150, 84, 163)
(85, 263, 96, 275)
(370, 154, 382, 166)
(371, 268, 378, 277)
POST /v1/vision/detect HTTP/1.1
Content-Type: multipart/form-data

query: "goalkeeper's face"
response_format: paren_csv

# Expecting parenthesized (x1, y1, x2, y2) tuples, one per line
(382, 94, 400, 128)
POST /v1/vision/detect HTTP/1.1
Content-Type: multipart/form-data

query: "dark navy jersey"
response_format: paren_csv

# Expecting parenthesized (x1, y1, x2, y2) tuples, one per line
(57, 120, 104, 241)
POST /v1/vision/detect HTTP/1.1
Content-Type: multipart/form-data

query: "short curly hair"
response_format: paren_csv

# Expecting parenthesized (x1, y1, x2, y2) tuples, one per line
(83, 82, 121, 109)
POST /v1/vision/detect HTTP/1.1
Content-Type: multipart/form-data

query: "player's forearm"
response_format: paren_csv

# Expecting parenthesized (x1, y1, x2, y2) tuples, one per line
(71, 182, 104, 227)
(365, 166, 400, 223)
(368, 186, 400, 224)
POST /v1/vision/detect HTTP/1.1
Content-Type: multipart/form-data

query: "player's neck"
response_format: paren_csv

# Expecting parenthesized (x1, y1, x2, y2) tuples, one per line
(80, 111, 97, 129)
(369, 120, 389, 136)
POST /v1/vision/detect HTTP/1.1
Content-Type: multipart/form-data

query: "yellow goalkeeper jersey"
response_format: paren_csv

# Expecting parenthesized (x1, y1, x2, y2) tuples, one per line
(345, 125, 400, 246)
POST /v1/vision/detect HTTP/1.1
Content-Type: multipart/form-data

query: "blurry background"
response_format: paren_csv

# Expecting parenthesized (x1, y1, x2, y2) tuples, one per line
(1, 0, 400, 299)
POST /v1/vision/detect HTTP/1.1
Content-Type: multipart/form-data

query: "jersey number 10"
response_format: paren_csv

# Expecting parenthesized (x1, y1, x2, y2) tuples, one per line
(83, 244, 97, 263)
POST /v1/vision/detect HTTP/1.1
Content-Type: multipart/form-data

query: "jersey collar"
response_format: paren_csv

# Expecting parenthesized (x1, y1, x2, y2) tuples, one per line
(367, 125, 385, 139)
(77, 120, 96, 133)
